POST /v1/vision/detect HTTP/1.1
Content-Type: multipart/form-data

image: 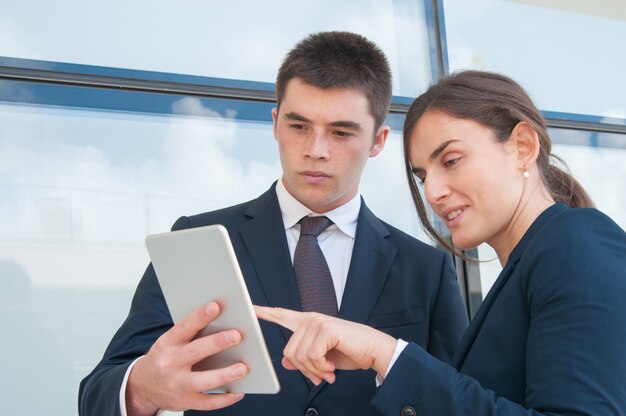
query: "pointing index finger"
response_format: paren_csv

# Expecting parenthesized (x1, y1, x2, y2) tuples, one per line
(254, 305, 302, 332)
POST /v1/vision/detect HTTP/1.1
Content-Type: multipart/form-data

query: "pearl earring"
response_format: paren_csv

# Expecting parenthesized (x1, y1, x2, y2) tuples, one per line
(523, 170, 530, 179)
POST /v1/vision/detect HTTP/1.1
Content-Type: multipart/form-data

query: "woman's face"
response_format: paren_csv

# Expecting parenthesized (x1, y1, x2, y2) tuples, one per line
(408, 110, 524, 250)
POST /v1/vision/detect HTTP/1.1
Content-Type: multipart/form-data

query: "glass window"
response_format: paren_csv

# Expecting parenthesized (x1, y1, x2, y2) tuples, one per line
(0, 92, 278, 414)
(443, 0, 626, 119)
(0, 81, 421, 414)
(1, 0, 434, 97)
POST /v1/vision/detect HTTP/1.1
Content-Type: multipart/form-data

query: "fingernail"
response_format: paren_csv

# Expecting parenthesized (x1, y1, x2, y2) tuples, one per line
(205, 303, 216, 315)
(225, 331, 240, 344)
(232, 393, 245, 401)
(231, 365, 247, 378)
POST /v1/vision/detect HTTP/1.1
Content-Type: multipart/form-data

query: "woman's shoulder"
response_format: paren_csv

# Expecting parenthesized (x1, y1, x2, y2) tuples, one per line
(522, 205, 625, 275)
(539, 205, 624, 243)
(521, 206, 626, 301)
(520, 205, 623, 268)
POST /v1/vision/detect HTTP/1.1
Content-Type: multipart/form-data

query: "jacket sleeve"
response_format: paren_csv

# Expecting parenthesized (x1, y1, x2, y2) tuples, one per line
(78, 217, 192, 416)
(426, 252, 468, 363)
(372, 210, 626, 415)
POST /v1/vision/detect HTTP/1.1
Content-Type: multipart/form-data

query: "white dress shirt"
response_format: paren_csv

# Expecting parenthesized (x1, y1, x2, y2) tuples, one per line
(275, 177, 360, 308)
(278, 178, 406, 384)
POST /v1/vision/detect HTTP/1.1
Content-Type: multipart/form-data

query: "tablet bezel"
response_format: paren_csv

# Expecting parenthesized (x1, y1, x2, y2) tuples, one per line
(145, 224, 280, 394)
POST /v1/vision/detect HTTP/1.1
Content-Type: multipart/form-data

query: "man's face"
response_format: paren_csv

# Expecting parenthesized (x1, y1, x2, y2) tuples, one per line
(273, 78, 389, 213)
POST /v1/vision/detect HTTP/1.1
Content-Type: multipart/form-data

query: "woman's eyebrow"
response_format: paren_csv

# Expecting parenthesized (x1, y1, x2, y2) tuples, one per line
(411, 139, 460, 174)
(429, 140, 459, 161)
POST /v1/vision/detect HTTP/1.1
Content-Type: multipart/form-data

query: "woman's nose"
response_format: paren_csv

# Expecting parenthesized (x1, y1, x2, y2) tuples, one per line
(425, 174, 451, 205)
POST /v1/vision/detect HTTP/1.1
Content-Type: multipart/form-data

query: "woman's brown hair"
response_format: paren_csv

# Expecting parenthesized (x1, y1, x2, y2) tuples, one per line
(403, 70, 593, 255)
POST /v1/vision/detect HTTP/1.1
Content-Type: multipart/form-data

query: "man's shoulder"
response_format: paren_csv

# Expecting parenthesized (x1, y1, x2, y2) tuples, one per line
(187, 199, 255, 225)
(172, 189, 275, 231)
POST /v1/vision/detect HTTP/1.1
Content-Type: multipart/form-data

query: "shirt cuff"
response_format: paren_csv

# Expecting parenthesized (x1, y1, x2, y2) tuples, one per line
(375, 338, 408, 386)
(119, 356, 164, 416)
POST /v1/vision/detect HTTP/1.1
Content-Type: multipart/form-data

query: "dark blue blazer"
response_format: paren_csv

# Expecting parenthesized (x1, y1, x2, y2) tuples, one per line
(79, 184, 468, 415)
(373, 204, 626, 415)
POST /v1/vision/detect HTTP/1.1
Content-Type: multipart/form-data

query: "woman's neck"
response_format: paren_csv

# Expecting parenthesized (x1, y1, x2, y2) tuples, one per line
(490, 180, 555, 266)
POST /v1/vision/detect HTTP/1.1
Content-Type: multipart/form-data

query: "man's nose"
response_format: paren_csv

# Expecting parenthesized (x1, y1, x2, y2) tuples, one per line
(304, 130, 330, 159)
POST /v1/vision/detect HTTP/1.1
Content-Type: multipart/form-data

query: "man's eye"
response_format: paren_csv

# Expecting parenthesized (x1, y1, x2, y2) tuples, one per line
(289, 124, 304, 130)
(334, 130, 352, 137)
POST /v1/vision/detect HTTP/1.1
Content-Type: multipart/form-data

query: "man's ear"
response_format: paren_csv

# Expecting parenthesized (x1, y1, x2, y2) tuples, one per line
(369, 125, 390, 157)
(511, 121, 540, 169)
(271, 108, 279, 140)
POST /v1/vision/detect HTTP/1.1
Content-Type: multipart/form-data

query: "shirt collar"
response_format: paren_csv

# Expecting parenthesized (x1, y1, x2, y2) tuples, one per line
(275, 177, 360, 238)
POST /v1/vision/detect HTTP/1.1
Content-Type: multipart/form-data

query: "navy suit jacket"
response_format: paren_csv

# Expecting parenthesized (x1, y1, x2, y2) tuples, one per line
(373, 204, 626, 415)
(79, 184, 468, 415)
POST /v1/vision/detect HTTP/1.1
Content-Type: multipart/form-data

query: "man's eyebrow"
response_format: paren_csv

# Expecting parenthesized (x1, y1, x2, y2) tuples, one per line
(283, 112, 361, 131)
(329, 120, 361, 131)
(284, 112, 311, 123)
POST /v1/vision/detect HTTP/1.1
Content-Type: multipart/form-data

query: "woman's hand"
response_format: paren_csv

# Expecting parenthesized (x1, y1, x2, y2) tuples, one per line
(255, 306, 397, 385)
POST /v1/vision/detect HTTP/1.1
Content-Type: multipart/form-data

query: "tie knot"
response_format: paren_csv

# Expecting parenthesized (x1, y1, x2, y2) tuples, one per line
(299, 216, 332, 238)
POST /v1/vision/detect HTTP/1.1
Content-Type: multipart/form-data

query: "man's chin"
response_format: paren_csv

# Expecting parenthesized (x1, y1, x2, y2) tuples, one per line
(299, 194, 337, 214)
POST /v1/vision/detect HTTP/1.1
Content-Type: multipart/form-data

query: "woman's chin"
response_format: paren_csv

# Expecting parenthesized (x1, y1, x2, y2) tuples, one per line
(451, 236, 482, 251)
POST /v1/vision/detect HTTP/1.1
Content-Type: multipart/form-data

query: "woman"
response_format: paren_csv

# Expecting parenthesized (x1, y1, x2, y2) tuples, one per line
(256, 70, 626, 415)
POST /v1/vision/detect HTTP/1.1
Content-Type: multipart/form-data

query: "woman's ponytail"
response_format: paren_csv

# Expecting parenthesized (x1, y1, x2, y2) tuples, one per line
(544, 157, 594, 208)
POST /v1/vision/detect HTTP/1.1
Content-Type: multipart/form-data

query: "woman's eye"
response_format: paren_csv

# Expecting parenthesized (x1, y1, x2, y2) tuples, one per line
(444, 157, 460, 168)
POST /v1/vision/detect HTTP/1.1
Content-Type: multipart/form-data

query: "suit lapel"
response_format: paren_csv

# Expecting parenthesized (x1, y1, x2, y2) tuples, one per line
(452, 203, 566, 369)
(451, 262, 516, 368)
(308, 201, 397, 401)
(338, 201, 397, 322)
(239, 185, 302, 343)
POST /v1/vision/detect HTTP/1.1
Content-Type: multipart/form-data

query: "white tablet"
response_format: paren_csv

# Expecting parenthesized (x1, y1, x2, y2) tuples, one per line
(145, 224, 280, 394)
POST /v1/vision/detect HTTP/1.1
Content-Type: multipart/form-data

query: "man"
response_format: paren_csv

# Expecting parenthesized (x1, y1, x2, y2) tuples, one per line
(79, 31, 468, 416)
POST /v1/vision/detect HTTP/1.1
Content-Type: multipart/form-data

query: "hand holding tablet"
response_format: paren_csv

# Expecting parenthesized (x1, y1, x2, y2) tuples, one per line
(125, 301, 249, 414)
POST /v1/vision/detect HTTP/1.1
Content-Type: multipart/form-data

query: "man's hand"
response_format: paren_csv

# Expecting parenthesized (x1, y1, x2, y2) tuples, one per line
(126, 302, 247, 416)
(255, 306, 397, 386)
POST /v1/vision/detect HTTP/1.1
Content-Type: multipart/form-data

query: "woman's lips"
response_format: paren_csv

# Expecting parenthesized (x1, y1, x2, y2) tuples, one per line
(440, 206, 467, 227)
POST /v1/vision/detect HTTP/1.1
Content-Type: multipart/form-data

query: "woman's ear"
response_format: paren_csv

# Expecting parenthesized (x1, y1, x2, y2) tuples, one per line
(511, 121, 540, 169)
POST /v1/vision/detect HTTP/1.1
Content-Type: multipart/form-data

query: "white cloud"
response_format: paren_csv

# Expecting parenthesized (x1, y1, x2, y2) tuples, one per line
(0, 100, 283, 287)
(0, 19, 40, 58)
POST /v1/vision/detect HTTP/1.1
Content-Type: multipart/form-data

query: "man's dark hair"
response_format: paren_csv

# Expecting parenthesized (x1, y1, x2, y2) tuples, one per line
(276, 31, 392, 129)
